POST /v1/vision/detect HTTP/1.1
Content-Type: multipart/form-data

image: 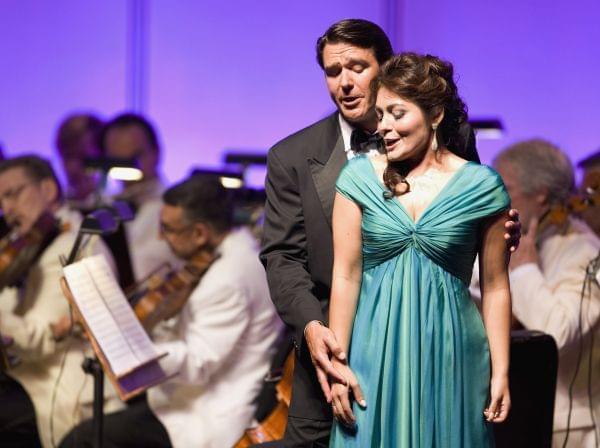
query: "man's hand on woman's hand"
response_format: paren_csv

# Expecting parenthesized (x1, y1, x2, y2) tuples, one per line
(304, 320, 347, 402)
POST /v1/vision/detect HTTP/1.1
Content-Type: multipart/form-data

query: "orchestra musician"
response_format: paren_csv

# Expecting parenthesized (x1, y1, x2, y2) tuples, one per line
(493, 140, 600, 448)
(100, 113, 178, 283)
(0, 155, 121, 447)
(60, 174, 283, 448)
(54, 112, 104, 210)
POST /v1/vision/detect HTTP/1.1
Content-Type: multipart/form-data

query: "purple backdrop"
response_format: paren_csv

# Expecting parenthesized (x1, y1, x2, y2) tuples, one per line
(1, 0, 598, 188)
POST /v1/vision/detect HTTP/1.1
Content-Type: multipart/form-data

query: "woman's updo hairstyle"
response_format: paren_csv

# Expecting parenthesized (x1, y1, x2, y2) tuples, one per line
(371, 52, 469, 197)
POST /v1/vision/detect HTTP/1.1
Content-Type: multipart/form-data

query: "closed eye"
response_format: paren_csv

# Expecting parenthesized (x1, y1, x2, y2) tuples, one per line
(325, 65, 342, 77)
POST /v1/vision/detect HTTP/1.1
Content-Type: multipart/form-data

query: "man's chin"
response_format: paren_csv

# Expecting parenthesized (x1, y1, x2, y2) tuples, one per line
(339, 101, 376, 122)
(339, 108, 367, 124)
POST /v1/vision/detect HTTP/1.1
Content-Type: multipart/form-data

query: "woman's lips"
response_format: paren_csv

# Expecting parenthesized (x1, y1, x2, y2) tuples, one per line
(384, 138, 400, 149)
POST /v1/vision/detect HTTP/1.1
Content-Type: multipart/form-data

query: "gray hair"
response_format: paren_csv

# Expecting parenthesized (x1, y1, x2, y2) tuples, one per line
(493, 139, 574, 205)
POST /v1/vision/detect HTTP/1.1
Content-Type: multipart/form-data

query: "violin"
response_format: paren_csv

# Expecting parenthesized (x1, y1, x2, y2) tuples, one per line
(537, 171, 600, 236)
(0, 211, 62, 291)
(235, 350, 295, 446)
(127, 250, 217, 332)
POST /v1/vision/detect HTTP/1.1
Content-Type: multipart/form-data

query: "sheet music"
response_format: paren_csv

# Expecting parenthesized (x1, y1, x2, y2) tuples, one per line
(63, 254, 161, 377)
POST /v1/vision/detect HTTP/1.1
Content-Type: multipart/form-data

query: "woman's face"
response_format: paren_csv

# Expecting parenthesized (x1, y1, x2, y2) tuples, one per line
(375, 87, 433, 163)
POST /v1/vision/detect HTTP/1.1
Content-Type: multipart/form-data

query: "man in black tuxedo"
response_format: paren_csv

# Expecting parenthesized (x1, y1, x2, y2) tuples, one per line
(260, 19, 518, 446)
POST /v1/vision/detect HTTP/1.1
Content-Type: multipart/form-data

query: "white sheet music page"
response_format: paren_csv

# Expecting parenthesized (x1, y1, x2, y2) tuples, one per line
(63, 254, 162, 377)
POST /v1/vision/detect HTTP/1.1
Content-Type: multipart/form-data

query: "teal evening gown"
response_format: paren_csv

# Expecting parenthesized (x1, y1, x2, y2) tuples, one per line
(329, 156, 510, 447)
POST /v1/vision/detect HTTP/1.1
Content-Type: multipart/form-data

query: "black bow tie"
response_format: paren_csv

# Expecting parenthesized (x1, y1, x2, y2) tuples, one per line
(350, 129, 382, 153)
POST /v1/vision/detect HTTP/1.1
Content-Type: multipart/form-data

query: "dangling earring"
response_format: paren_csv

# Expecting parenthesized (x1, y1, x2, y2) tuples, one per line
(431, 124, 439, 152)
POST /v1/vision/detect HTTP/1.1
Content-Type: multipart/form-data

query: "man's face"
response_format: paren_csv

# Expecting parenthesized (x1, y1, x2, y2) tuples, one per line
(322, 42, 380, 128)
(59, 132, 101, 200)
(104, 125, 158, 180)
(0, 167, 56, 235)
(159, 204, 199, 260)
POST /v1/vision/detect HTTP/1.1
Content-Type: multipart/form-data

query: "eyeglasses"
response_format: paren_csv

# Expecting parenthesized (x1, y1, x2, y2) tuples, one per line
(0, 183, 33, 208)
(159, 222, 193, 236)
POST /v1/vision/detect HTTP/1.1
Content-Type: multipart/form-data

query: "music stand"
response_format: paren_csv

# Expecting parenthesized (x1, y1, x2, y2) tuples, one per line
(63, 208, 119, 448)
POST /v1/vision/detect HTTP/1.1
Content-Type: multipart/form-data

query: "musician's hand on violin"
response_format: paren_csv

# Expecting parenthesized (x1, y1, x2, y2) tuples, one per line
(505, 209, 521, 253)
(304, 320, 347, 403)
(50, 315, 73, 341)
(330, 360, 366, 426)
(509, 216, 539, 271)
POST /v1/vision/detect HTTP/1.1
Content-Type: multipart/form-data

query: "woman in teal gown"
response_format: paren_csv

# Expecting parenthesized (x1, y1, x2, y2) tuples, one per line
(328, 53, 512, 447)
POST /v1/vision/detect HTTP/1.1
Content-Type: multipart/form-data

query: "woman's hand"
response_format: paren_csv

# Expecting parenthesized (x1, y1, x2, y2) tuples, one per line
(330, 361, 366, 426)
(485, 374, 511, 423)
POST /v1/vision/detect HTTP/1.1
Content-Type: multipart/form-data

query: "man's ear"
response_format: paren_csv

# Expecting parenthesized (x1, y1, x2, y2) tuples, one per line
(39, 178, 59, 204)
(536, 188, 549, 206)
(192, 222, 209, 247)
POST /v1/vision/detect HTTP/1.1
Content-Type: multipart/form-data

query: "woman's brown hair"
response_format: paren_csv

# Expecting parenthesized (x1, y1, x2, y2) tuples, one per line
(371, 52, 471, 197)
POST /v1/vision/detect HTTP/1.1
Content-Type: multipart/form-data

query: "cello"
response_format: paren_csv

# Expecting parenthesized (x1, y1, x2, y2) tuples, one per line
(235, 350, 295, 446)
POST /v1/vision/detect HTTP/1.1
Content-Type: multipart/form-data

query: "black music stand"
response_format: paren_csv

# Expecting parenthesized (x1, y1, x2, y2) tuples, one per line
(63, 207, 123, 448)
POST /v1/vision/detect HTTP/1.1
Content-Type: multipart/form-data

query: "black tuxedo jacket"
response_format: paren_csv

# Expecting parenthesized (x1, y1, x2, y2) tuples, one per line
(260, 112, 479, 421)
(261, 112, 344, 420)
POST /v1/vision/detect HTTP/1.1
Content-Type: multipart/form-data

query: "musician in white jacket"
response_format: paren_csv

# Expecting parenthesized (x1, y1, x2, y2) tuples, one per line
(0, 155, 121, 447)
(61, 174, 283, 448)
(494, 140, 600, 448)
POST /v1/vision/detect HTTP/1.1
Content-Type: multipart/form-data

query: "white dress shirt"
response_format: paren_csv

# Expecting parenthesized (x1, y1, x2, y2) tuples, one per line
(338, 114, 382, 160)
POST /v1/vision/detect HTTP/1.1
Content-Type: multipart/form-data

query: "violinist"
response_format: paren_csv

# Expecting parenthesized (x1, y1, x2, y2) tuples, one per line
(61, 174, 283, 448)
(0, 155, 121, 447)
(494, 140, 600, 448)
(100, 113, 178, 283)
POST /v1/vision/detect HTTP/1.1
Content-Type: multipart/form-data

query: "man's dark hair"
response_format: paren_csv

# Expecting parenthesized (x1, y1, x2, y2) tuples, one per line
(316, 19, 393, 69)
(163, 175, 233, 233)
(0, 155, 63, 201)
(99, 113, 161, 153)
(55, 113, 104, 157)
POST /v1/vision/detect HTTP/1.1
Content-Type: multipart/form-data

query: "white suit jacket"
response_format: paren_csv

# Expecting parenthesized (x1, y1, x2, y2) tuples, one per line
(509, 219, 600, 433)
(148, 228, 283, 448)
(0, 206, 123, 447)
